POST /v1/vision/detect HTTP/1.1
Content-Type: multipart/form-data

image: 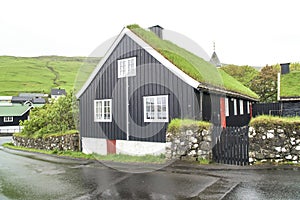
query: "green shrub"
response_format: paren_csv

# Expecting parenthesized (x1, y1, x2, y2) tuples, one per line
(19, 92, 78, 138)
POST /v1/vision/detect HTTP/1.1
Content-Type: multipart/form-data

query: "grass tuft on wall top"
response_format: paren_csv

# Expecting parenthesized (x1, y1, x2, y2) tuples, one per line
(167, 118, 211, 133)
(250, 115, 300, 130)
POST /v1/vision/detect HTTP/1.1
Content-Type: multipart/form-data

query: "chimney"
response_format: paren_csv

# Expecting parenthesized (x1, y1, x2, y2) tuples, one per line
(149, 25, 164, 39)
(280, 63, 290, 74)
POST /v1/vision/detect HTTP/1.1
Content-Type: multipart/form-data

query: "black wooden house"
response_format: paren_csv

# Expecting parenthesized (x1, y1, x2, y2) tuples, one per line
(278, 63, 300, 116)
(76, 25, 258, 155)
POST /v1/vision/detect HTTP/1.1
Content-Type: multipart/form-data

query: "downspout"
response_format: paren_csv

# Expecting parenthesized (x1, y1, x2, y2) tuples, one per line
(277, 72, 283, 115)
(126, 75, 129, 141)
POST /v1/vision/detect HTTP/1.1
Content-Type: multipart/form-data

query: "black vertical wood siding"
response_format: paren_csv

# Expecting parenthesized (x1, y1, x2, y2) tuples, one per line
(79, 35, 200, 142)
(282, 101, 300, 116)
(202, 92, 221, 125)
(0, 110, 30, 126)
(226, 98, 251, 127)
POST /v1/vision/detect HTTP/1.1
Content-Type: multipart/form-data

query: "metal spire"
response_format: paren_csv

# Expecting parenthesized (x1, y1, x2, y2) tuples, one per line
(213, 41, 216, 52)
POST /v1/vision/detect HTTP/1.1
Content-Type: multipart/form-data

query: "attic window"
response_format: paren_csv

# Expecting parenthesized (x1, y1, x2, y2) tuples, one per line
(118, 57, 136, 78)
(4, 116, 13, 122)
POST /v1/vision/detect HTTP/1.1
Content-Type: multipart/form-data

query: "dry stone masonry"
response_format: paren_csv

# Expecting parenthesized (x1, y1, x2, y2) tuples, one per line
(13, 133, 79, 151)
(166, 127, 212, 161)
(249, 126, 300, 164)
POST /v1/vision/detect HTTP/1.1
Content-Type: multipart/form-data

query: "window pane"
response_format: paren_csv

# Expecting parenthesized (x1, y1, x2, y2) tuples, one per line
(146, 97, 154, 119)
(157, 96, 167, 119)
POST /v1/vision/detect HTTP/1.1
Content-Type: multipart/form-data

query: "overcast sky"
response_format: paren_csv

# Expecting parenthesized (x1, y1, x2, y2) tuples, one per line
(1, 0, 299, 66)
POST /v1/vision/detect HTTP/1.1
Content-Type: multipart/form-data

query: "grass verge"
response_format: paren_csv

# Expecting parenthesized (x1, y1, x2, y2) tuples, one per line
(2, 142, 166, 164)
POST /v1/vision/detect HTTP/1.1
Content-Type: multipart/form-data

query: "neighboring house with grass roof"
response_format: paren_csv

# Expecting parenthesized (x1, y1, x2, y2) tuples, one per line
(76, 25, 258, 155)
(278, 63, 300, 116)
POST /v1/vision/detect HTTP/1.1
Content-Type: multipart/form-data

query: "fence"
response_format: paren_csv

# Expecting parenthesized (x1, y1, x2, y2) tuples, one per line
(252, 103, 281, 117)
(212, 126, 249, 166)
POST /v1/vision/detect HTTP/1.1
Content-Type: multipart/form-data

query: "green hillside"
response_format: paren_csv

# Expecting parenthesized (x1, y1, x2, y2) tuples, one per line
(0, 56, 100, 96)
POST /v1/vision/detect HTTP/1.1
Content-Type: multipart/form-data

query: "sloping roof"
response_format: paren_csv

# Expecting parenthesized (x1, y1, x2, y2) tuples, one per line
(19, 93, 47, 98)
(0, 104, 32, 117)
(51, 89, 66, 96)
(210, 51, 221, 67)
(280, 71, 300, 100)
(76, 25, 258, 100)
(12, 96, 31, 103)
(32, 97, 46, 104)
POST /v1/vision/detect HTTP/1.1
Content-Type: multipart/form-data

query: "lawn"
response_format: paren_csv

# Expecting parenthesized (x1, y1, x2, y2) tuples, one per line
(0, 56, 99, 95)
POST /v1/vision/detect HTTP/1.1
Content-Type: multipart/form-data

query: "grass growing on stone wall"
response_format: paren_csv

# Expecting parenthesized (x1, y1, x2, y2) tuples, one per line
(2, 143, 166, 163)
(13, 129, 78, 139)
(250, 115, 300, 130)
(167, 118, 211, 132)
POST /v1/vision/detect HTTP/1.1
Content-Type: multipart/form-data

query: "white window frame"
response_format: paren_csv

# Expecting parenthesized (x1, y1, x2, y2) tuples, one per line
(247, 101, 250, 114)
(239, 100, 244, 115)
(94, 99, 112, 122)
(225, 98, 229, 117)
(117, 57, 136, 78)
(4, 116, 13, 122)
(232, 98, 237, 115)
(143, 95, 169, 122)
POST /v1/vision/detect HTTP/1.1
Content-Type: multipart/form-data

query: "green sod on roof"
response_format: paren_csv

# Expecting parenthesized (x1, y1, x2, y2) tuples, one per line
(280, 71, 300, 97)
(127, 24, 258, 99)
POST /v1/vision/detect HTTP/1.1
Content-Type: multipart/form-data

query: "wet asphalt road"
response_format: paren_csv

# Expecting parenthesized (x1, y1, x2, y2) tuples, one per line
(0, 137, 216, 200)
(1, 136, 300, 200)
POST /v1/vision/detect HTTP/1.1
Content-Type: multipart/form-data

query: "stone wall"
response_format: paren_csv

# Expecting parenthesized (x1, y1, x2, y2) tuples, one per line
(249, 126, 300, 164)
(166, 128, 212, 161)
(13, 133, 80, 151)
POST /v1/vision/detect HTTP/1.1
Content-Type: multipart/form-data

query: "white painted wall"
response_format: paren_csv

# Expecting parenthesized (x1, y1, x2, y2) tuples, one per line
(116, 140, 166, 156)
(0, 126, 23, 133)
(81, 137, 107, 155)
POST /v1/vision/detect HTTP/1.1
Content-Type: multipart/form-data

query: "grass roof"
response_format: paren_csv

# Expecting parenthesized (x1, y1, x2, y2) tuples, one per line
(281, 71, 300, 97)
(0, 104, 31, 116)
(127, 25, 258, 99)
